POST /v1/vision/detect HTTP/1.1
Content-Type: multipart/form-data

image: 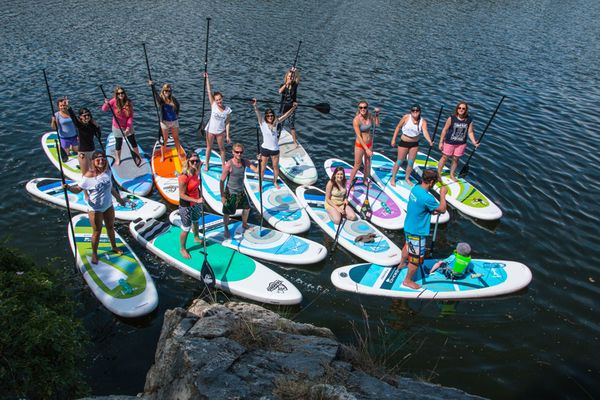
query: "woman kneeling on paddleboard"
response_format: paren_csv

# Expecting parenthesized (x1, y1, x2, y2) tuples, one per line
(349, 101, 380, 185)
(178, 154, 204, 259)
(389, 104, 433, 187)
(325, 166, 357, 225)
(63, 150, 128, 264)
(252, 98, 297, 189)
(101, 86, 141, 166)
(437, 102, 479, 181)
(204, 72, 232, 171)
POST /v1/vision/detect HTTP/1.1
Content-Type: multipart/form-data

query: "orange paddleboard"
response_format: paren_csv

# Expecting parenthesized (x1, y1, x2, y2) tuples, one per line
(151, 139, 186, 205)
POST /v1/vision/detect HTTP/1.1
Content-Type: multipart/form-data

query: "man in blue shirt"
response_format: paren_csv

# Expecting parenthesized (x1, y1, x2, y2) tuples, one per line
(399, 169, 447, 289)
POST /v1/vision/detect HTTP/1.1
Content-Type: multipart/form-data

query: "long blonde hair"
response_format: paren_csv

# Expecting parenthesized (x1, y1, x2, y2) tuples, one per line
(159, 84, 175, 107)
(355, 100, 371, 118)
(181, 155, 200, 176)
(282, 68, 301, 85)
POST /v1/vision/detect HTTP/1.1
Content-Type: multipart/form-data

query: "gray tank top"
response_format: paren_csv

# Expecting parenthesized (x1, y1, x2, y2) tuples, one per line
(226, 159, 246, 194)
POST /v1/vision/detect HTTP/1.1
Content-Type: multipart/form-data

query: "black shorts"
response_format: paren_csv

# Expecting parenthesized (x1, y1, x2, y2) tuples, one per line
(260, 147, 280, 157)
(398, 139, 419, 148)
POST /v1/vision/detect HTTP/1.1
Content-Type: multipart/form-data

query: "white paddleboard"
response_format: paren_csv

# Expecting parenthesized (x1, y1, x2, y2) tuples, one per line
(278, 128, 318, 185)
(106, 132, 153, 196)
(41, 131, 81, 181)
(196, 147, 242, 217)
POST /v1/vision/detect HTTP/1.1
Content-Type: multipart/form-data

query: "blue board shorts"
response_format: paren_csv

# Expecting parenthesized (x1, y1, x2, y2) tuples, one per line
(405, 233, 426, 266)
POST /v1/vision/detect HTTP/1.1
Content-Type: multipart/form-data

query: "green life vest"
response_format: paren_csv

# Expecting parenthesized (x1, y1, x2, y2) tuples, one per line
(451, 251, 471, 275)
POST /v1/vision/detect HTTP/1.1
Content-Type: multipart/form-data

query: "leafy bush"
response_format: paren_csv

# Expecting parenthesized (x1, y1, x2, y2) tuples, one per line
(0, 246, 89, 399)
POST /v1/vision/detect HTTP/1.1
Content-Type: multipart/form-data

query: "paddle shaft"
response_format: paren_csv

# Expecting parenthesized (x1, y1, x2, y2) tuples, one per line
(230, 96, 330, 114)
(199, 202, 216, 290)
(423, 105, 444, 170)
(430, 213, 441, 254)
(142, 43, 163, 142)
(459, 95, 506, 176)
(198, 17, 211, 135)
(98, 85, 141, 166)
(279, 40, 302, 114)
(42, 69, 78, 266)
(255, 125, 264, 229)
(332, 178, 358, 251)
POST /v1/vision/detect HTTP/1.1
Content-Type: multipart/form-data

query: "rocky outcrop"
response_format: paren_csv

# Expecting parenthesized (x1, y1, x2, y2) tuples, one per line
(140, 300, 485, 400)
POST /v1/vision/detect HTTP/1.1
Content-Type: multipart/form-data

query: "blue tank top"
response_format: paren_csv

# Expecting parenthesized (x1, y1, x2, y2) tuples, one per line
(162, 103, 178, 122)
(445, 115, 472, 145)
(54, 111, 78, 138)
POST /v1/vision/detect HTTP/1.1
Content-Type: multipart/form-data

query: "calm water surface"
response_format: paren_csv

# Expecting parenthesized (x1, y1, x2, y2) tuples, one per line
(1, 0, 599, 398)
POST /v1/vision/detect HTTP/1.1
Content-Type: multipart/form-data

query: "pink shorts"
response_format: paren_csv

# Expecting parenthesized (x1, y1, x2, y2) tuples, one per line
(442, 142, 467, 157)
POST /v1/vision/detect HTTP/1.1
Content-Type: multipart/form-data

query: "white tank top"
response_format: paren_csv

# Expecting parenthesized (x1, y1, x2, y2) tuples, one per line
(206, 103, 232, 134)
(260, 120, 279, 151)
(401, 115, 423, 138)
(79, 170, 113, 212)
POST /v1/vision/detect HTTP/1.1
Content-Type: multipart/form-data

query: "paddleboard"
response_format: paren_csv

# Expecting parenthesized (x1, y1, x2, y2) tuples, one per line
(331, 259, 532, 300)
(413, 152, 502, 221)
(26, 178, 166, 221)
(169, 210, 327, 265)
(278, 128, 318, 185)
(296, 186, 402, 266)
(151, 138, 186, 205)
(324, 158, 404, 230)
(370, 152, 450, 224)
(106, 132, 153, 196)
(196, 147, 242, 217)
(129, 217, 303, 305)
(244, 167, 310, 234)
(41, 131, 81, 180)
(68, 213, 158, 317)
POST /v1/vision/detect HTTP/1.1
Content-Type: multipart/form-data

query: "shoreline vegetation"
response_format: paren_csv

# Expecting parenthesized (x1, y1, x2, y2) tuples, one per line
(0, 245, 89, 399)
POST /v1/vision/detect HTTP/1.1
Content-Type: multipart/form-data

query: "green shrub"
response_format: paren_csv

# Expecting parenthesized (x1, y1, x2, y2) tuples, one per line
(0, 246, 89, 399)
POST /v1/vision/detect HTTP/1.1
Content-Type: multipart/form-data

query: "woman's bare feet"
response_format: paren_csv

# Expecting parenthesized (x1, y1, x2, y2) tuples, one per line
(91, 254, 99, 264)
(111, 247, 123, 255)
(181, 248, 192, 259)
(403, 280, 421, 290)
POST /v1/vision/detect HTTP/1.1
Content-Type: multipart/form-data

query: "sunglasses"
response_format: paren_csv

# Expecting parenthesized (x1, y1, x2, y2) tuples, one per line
(265, 114, 274, 118)
(80, 114, 91, 118)
(411, 109, 420, 112)
(233, 150, 243, 154)
(189, 159, 200, 164)
(164, 89, 172, 93)
(117, 92, 125, 95)
(358, 106, 368, 109)
(458, 107, 467, 110)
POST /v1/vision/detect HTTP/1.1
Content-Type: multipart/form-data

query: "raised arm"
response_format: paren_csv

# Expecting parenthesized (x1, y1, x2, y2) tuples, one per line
(204, 72, 214, 105)
(277, 102, 298, 123)
(252, 98, 262, 124)
(372, 107, 380, 127)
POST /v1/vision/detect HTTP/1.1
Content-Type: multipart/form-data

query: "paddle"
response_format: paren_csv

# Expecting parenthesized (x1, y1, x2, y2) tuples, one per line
(332, 177, 358, 252)
(98, 85, 142, 167)
(359, 120, 376, 221)
(43, 69, 77, 266)
(142, 43, 163, 143)
(430, 213, 441, 254)
(255, 124, 264, 230)
(197, 17, 211, 137)
(458, 95, 506, 178)
(199, 203, 216, 290)
(278, 40, 302, 114)
(423, 105, 444, 171)
(230, 96, 330, 114)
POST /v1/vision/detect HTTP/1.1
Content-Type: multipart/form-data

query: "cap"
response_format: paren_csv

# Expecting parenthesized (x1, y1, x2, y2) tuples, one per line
(411, 104, 421, 111)
(456, 242, 471, 256)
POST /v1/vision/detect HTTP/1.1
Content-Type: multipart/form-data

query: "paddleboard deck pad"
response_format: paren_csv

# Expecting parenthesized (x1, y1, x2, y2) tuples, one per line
(169, 210, 327, 265)
(68, 214, 158, 317)
(26, 178, 166, 221)
(129, 217, 303, 305)
(296, 185, 401, 266)
(331, 259, 532, 299)
(278, 128, 318, 185)
(244, 167, 310, 234)
(41, 131, 81, 181)
(152, 138, 185, 205)
(106, 132, 153, 196)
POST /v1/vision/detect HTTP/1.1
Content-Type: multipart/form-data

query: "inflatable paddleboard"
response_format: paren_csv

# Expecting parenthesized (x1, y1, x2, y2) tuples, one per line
(169, 210, 327, 265)
(296, 186, 401, 266)
(151, 138, 186, 205)
(41, 131, 81, 180)
(106, 132, 153, 196)
(196, 148, 242, 217)
(26, 178, 166, 221)
(129, 218, 302, 305)
(324, 158, 404, 230)
(331, 259, 532, 300)
(414, 152, 502, 221)
(278, 128, 318, 185)
(68, 214, 158, 317)
(370, 152, 450, 224)
(244, 167, 310, 234)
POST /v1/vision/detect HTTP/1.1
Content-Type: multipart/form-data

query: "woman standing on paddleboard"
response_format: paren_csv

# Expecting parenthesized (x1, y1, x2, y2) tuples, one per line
(349, 101, 380, 185)
(203, 72, 232, 171)
(63, 150, 128, 264)
(389, 104, 433, 187)
(278, 67, 300, 146)
(149, 81, 184, 162)
(252, 98, 297, 189)
(178, 154, 204, 259)
(101, 86, 141, 166)
(68, 107, 101, 174)
(437, 102, 479, 181)
(50, 96, 79, 157)
(325, 166, 357, 225)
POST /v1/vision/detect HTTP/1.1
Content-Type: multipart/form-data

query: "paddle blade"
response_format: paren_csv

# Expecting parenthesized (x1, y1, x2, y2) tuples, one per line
(201, 259, 215, 289)
(314, 102, 330, 114)
(132, 152, 142, 167)
(360, 199, 372, 221)
(458, 164, 469, 178)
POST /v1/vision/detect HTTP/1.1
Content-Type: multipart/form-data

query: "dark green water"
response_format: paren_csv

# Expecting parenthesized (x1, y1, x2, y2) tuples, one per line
(1, 0, 599, 398)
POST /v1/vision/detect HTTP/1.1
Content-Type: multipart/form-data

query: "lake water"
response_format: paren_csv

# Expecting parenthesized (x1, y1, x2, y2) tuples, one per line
(1, 0, 599, 398)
